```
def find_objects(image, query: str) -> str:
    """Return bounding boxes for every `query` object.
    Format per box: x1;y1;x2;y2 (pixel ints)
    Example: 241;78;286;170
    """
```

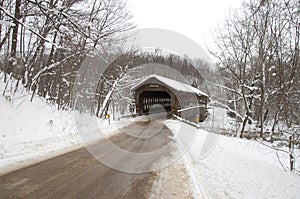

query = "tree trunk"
240;115;249;138
11;0;21;58
270;111;279;143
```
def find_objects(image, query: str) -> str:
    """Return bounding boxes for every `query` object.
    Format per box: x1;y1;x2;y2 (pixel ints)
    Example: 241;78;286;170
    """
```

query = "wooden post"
107;114;111;125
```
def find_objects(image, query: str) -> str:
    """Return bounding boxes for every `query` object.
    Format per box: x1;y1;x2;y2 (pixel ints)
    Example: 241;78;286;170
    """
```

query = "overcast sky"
126;0;243;62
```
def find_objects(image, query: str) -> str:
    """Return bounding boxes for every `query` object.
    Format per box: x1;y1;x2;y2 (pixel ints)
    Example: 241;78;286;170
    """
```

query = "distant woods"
74;50;210;117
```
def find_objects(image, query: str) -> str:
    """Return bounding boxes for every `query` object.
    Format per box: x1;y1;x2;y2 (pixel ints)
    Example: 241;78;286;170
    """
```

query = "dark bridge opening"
140;91;171;114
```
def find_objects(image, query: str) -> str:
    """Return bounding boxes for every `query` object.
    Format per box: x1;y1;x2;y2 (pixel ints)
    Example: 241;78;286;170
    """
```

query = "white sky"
126;0;243;61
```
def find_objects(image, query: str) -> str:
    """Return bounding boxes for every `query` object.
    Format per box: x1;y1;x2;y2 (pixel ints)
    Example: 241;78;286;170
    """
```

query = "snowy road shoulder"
164;119;300;199
0;95;141;176
0;117;132;176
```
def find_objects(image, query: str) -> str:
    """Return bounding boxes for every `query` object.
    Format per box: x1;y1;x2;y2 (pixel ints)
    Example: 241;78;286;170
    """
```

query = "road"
0;120;189;199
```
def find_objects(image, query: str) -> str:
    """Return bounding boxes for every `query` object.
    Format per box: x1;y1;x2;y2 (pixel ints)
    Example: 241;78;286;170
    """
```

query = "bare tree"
211;0;299;139
0;0;135;110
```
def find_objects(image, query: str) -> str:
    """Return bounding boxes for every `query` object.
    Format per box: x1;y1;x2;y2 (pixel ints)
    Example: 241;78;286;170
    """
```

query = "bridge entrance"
139;91;171;114
132;75;209;120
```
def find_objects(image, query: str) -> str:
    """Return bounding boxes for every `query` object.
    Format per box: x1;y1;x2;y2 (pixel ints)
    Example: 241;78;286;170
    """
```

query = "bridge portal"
131;74;209;121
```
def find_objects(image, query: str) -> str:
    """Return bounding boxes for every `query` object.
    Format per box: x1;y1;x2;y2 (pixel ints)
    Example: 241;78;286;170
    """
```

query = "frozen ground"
165;119;300;199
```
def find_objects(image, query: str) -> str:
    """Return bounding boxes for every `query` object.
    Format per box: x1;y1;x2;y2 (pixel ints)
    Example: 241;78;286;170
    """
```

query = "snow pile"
165;120;300;199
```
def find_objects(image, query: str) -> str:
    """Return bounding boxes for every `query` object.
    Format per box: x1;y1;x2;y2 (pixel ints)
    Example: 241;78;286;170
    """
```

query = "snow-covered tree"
0;0;135;110
211;0;299;138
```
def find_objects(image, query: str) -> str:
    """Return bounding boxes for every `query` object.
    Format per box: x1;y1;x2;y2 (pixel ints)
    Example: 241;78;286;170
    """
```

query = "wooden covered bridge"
131;75;209;122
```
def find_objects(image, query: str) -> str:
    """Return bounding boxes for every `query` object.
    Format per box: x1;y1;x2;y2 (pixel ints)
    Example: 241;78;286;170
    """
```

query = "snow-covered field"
165;119;300;199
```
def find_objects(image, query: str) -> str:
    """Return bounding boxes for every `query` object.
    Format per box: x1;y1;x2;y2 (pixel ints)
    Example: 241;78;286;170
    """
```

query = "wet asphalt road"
0;120;174;199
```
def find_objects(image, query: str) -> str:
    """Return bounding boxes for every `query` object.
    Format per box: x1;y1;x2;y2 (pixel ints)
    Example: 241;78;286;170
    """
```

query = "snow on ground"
1;73;299;198
204;104;292;137
0;76;137;175
165;119;300;199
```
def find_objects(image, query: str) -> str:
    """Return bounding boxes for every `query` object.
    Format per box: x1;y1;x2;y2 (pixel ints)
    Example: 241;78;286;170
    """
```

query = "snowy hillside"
0;75;130;175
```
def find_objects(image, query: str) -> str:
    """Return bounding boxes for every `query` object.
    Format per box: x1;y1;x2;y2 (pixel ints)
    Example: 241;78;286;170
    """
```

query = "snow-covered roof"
132;74;208;97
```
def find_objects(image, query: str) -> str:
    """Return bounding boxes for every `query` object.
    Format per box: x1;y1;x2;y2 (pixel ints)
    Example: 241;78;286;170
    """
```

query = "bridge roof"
132;74;208;97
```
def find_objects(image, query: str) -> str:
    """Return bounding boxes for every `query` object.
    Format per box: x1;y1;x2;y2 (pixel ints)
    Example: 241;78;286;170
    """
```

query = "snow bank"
0;76;135;175
165;119;300;199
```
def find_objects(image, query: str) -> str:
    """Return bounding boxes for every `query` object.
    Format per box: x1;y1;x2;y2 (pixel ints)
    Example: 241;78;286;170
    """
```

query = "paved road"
0;120;174;199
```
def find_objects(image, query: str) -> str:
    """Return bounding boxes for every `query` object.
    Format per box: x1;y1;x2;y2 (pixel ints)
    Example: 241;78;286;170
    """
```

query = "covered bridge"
131;75;209;121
